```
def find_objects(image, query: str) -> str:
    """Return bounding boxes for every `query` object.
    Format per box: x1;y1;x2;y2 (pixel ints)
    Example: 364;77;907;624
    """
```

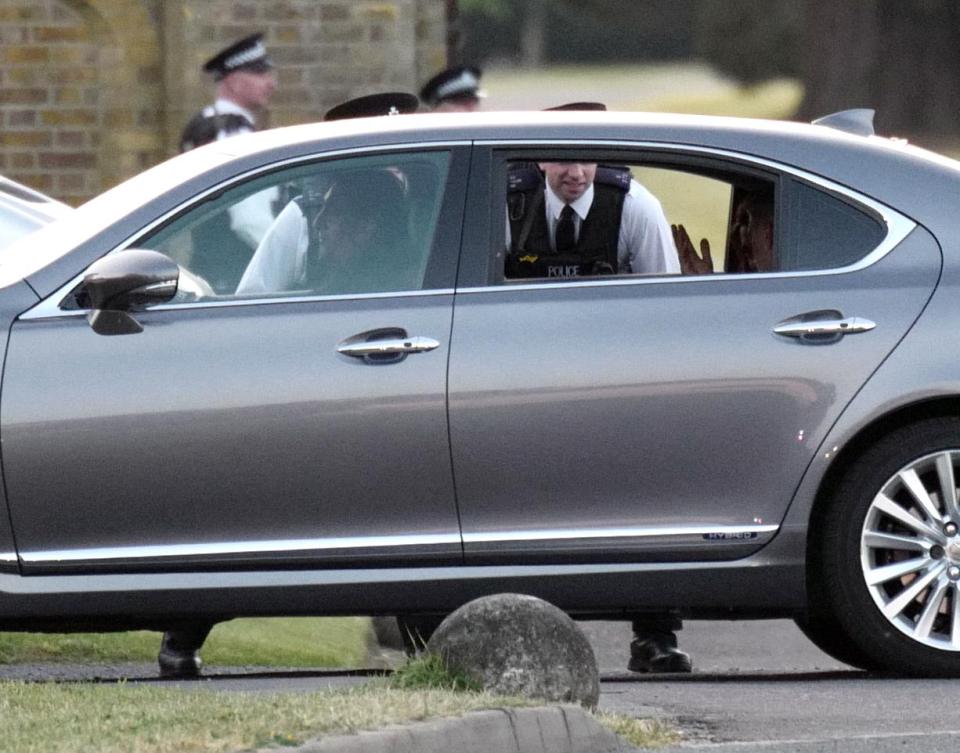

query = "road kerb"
282;704;638;753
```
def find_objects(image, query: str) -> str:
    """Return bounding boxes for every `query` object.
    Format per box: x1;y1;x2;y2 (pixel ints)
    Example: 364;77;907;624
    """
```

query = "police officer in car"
505;104;678;280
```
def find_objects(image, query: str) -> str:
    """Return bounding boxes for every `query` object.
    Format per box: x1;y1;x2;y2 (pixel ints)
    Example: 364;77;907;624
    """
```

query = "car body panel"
448;227;941;562
783;223;952;530
0;280;41;574
0;176;72;252
5;292;462;574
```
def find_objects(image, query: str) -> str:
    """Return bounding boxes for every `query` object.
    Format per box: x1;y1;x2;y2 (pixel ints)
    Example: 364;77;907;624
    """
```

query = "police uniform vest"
179;110;252;153
505;165;630;279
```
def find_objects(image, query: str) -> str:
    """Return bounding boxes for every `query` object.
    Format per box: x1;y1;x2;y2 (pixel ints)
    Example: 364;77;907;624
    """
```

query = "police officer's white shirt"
235;200;309;294
541;180;680;274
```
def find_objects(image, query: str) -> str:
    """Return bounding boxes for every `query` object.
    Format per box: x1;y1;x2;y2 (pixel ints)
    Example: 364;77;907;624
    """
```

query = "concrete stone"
426;594;601;708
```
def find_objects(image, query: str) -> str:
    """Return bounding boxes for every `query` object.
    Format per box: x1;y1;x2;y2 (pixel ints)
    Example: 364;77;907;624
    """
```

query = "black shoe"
628;637;693;673
158;634;203;678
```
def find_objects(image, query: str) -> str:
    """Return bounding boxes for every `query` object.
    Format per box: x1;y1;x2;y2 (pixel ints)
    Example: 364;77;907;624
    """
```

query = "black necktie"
555;204;576;252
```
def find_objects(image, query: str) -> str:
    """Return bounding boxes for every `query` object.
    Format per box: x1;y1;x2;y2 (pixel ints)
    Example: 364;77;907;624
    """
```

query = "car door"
447;143;940;563
2;146;469;573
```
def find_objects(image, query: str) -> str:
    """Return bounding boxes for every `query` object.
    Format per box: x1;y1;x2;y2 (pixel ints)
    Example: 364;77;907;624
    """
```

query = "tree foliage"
457;0;696;66
693;0;801;85
454;0;960;135
798;0;960;134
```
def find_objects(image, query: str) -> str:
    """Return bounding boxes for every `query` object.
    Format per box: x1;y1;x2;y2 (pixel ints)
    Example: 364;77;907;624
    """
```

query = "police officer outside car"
179;32;276;152
506;103;688;672
236;92;420;296
419;65;485;112
158;32;278;680
506;148;691;668
177;33;279;296
505;103;678;280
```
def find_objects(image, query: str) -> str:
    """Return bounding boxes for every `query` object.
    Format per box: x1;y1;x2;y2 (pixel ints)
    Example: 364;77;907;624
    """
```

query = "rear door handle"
337;328;439;364
773;310;876;344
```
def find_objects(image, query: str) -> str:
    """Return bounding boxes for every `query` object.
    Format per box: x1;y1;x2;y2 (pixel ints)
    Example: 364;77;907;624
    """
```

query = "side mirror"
82;249;179;336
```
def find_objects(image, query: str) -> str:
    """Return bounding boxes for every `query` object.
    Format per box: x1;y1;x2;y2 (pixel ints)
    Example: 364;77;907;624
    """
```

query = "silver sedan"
0;109;958;676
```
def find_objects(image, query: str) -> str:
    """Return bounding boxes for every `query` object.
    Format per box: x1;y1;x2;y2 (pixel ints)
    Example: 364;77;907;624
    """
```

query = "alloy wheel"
860;449;960;650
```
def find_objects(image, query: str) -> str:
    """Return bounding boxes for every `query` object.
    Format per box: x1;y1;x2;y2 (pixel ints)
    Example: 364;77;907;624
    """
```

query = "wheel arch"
807;396;960;563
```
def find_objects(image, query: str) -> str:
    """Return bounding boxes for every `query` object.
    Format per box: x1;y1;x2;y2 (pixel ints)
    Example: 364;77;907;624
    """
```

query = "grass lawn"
484;62;803;121
0;679;679;753
0;617;370;669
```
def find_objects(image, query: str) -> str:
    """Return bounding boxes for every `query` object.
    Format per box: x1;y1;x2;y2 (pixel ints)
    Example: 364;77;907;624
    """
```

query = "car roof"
211;109;959;167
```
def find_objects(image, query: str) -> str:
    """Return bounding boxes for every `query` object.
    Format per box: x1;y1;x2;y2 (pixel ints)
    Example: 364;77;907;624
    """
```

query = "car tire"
792;611;881;671
817;417;960;676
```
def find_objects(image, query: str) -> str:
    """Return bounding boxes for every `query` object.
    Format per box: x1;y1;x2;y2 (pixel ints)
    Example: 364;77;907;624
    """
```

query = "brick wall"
0;0;448;205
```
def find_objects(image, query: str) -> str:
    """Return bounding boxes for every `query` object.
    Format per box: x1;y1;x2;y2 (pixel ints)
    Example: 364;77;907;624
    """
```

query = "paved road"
585;620;960;751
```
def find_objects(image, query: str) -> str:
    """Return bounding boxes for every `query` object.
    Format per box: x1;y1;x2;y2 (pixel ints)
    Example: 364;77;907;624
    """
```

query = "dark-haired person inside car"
674;193;775;275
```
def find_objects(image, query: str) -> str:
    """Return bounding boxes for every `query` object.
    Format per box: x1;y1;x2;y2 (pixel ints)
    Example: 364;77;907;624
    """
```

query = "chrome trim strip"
21;533;463;564
20;140;470;321
463;524;778;544
20;288;456;320
21;524;778;565
0;552;17;564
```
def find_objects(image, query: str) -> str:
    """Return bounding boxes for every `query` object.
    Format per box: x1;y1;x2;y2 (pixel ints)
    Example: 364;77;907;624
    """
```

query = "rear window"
781;180;886;271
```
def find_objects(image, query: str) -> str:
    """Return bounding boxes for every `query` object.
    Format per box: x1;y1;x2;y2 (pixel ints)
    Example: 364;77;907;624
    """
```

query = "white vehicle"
0;176;72;250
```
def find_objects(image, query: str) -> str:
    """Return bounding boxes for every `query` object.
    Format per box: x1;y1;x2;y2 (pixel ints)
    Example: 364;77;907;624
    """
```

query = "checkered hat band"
435;71;478;100
224;40;267;71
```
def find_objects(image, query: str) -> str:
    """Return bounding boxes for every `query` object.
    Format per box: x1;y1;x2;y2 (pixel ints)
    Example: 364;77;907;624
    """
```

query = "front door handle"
337;328;439;364
337;336;440;357
773;309;876;344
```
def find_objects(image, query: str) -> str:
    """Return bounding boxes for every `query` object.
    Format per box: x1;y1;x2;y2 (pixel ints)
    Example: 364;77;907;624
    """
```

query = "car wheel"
818;418;960;676
792;611;880;670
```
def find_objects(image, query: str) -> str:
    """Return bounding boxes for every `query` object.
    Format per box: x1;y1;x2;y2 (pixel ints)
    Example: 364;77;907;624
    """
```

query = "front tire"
817;418;960;676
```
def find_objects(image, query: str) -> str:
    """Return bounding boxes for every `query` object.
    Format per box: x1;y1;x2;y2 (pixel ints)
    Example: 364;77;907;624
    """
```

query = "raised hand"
672;224;713;275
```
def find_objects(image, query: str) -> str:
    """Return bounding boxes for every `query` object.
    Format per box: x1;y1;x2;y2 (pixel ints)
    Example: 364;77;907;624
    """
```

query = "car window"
141;150;451;301
781;179;886;271
499;158;776;282
497;156;887;283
